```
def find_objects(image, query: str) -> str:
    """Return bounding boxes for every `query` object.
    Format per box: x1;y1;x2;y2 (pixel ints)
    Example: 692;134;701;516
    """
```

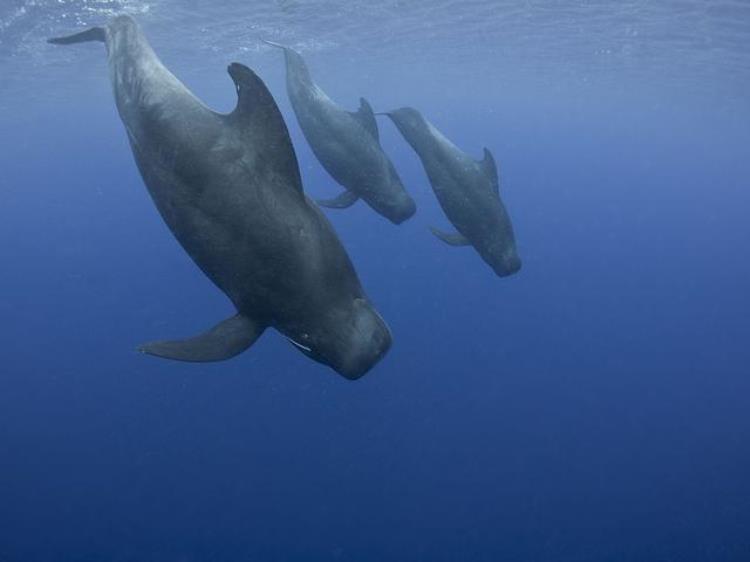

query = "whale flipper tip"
262;39;286;49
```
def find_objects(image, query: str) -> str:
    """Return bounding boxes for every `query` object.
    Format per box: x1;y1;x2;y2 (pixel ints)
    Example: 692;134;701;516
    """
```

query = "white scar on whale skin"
287;337;312;352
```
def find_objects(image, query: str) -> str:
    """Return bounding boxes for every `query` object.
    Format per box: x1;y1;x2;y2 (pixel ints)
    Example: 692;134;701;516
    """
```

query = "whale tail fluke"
48;27;106;45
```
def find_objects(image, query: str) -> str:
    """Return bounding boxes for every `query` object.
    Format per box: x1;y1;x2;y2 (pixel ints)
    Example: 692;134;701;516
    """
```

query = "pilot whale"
383;107;521;277
264;40;416;224
48;16;391;379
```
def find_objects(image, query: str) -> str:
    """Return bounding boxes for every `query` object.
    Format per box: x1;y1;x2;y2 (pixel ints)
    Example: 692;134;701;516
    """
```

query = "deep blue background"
0;63;749;561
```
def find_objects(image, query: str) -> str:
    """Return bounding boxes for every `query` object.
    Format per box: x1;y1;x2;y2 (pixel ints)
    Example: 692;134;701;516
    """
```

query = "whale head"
484;240;522;277
286;297;392;380
475;209;522;278
369;165;417;224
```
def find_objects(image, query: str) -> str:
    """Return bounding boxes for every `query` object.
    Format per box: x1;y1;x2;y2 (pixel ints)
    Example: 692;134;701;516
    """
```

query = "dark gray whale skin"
48;16;391;379
264;41;416;224
384;107;521;277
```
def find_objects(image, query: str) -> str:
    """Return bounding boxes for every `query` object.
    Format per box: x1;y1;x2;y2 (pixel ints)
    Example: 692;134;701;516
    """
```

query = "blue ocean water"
1;1;749;560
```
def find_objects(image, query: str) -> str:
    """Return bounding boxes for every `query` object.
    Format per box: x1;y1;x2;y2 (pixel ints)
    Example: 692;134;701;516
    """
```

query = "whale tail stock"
48;27;106;45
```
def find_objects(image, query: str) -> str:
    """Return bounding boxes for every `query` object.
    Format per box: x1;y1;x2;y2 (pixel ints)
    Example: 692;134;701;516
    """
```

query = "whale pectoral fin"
48;27;106;45
350;97;380;141
479;147;500;195
138;314;264;363
316;190;360;209
429;226;471;247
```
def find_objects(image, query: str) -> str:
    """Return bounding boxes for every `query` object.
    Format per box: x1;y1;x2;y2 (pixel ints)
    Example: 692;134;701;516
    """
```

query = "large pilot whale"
382;107;521;277
48;16;391;379
264;40;416;224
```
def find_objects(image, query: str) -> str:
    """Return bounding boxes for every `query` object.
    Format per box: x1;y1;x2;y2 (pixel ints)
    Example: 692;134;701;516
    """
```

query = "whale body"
49;16;392;379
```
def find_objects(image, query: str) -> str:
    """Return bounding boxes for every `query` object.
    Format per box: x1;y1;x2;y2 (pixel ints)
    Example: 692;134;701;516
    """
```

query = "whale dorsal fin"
479;148;499;195
226;62;303;194
138;314;265;362
350;97;380;141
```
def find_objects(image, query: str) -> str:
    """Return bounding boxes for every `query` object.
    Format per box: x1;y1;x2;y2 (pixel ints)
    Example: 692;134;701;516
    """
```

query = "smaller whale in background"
264;40;416;224
382;107;521;277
